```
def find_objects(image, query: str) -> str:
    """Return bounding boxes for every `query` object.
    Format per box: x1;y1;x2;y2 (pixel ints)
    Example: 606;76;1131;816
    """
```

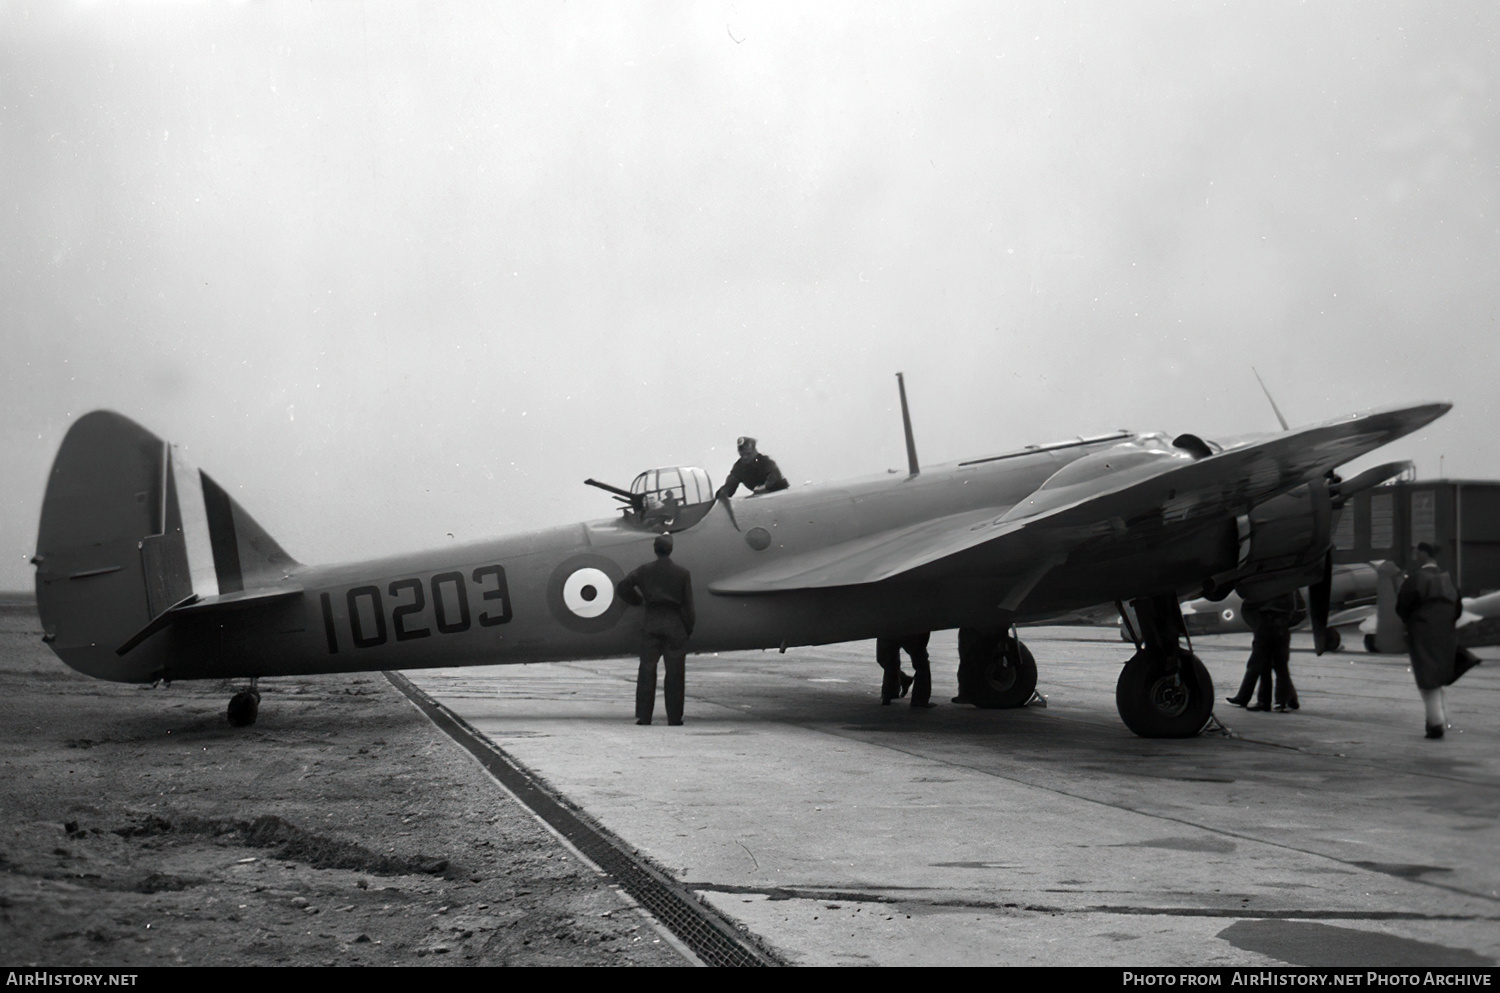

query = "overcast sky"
3;1;1497;591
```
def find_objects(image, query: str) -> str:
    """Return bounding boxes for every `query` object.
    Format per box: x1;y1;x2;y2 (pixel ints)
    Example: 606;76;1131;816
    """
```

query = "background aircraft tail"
33;411;298;682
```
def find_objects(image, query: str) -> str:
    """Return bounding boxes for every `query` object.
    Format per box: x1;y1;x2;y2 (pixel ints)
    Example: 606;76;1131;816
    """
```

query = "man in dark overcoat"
1396;542;1461;739
617;534;696;726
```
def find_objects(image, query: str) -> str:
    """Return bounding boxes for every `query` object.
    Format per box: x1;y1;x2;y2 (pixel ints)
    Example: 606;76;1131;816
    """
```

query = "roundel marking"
546;554;627;633
563;567;613;618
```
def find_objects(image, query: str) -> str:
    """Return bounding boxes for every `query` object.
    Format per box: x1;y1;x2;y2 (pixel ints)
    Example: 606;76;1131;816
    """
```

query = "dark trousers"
636;610;688;724
1235;629;1297;707
877;633;931;705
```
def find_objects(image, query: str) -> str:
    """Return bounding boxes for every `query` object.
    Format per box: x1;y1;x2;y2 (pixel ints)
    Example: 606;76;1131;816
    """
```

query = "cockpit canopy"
631;466;714;515
584;466;717;532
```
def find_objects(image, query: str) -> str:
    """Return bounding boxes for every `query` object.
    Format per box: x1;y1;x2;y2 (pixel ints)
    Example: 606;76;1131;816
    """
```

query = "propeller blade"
1310;551;1333;655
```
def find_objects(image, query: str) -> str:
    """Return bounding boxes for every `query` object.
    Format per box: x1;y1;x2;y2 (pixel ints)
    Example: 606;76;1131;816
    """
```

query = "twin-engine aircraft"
32;383;1449;737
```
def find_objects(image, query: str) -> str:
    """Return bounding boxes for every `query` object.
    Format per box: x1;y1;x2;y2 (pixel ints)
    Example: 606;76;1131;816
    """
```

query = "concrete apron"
403;628;1500;967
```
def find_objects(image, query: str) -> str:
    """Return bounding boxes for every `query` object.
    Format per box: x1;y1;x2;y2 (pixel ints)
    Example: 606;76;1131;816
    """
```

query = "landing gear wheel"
1115;650;1213;738
970;640;1038;709
1324;627;1342;652
1364;634;1379;654
227;689;261;727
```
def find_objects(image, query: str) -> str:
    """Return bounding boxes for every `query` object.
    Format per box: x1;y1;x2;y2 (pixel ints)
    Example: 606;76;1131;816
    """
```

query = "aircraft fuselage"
128;435;1238;683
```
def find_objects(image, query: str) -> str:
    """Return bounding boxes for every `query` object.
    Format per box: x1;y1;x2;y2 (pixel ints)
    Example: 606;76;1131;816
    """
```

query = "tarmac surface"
404;626;1500;967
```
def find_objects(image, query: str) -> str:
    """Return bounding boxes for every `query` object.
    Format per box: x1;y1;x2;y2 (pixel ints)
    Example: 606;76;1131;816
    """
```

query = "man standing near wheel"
1227;591;1300;713
953;627;1037;708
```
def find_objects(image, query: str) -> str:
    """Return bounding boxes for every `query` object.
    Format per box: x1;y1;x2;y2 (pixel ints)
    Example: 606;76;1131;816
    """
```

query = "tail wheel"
971;640;1038;709
1115;650;1213;738
227;689;261;727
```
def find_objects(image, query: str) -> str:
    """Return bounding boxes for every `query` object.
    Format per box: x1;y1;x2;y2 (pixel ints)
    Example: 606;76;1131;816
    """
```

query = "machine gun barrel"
584;478;645;512
584;478;633;499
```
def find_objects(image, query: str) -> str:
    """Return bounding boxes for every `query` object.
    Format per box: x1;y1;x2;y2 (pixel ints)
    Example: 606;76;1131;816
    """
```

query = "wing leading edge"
708;402;1450;595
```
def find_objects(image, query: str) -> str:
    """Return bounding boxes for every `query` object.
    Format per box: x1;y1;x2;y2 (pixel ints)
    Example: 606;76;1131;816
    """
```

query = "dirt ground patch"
0;605;687;967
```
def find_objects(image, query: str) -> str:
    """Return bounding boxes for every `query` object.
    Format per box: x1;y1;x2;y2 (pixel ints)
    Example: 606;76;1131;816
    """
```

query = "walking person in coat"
1396;542;1462;739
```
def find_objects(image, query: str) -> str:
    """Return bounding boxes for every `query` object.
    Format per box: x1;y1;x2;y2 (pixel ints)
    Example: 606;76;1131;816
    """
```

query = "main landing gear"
1116;595;1214;738
227;678;261;727
955;627;1039;708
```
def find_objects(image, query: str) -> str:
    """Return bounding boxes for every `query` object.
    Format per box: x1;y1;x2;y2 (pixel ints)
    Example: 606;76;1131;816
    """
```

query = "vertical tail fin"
34;411;297;681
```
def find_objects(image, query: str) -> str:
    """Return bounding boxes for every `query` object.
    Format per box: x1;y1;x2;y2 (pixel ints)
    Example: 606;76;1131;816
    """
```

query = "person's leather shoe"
668;720;683;726
911;701;937;709
1245;703;1270;712
1426;723;1445;739
899;673;914;698
635;719;651;725
951;695;972;705
1225;697;1249;708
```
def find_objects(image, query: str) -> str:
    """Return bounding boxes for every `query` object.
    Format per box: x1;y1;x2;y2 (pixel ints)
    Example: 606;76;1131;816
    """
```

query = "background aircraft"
1349;564;1500;654
1168;556;1500;656
32;390;1448;737
1134;561;1380;650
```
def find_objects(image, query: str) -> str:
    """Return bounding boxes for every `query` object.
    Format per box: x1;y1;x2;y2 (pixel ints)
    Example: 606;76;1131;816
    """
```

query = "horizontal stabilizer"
115;585;304;656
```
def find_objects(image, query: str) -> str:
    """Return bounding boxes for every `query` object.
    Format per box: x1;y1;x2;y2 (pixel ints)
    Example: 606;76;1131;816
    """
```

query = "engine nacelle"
1231;479;1333;603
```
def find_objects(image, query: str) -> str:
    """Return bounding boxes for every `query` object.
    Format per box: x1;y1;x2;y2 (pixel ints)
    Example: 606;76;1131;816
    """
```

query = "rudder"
34;411;297;682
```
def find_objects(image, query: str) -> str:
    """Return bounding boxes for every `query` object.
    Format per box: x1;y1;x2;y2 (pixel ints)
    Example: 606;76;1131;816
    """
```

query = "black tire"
1324;627;1342;652
227;690;261;727
1115;650;1213;738
1364;634;1379;654
970;640;1038;709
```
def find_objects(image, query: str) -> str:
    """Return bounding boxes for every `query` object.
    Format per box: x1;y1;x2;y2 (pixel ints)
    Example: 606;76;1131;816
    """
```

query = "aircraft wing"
709;402;1449;595
1327;604;1376;630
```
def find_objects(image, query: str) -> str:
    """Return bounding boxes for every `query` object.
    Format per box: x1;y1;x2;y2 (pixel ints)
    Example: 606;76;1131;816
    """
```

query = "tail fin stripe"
201;473;244;594
168;448;220;601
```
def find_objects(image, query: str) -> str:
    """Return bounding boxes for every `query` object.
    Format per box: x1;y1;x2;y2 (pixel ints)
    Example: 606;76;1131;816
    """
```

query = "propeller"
1309;550;1333;655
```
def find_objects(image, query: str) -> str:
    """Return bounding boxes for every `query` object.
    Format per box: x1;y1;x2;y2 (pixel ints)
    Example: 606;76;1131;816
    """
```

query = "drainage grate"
385;671;781;967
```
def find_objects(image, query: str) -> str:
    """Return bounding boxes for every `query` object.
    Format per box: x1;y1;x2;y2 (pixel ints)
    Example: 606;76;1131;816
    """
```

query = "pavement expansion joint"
691;883;1500;922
